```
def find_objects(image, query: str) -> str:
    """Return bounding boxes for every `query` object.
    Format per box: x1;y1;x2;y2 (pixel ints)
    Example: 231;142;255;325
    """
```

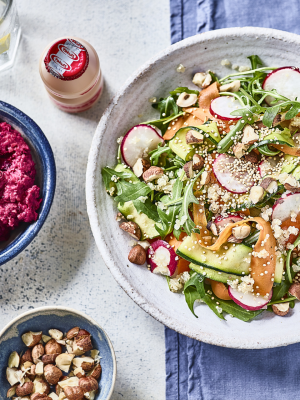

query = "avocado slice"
118;201;161;240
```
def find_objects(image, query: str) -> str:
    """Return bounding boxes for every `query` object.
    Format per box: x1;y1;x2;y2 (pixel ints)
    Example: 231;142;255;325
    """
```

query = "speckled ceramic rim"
0;305;117;399
0;101;56;265
86;27;300;348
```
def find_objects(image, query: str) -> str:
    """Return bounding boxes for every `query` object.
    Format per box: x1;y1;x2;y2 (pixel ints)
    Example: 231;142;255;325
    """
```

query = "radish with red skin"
272;192;300;221
213;154;254;194
228;286;272;311
121;124;164;168
262;66;300;105
147;239;178;277
210;96;242;121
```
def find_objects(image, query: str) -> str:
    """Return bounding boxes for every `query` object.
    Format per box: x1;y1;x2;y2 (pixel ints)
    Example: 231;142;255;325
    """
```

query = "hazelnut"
219;80;240;92
249;185;265;204
21;349;33;364
176;92;198;107
119;221;141;241
73;335;93;356
232;224;251;240
79;376;98;392
77;329;90;337
185;130;204;144
16;381;34;396
44;364;63;385
32;377;50;395
183;161;194;179
45;339;62;355
241;125;259;145
142;166;164;182
6;367;22;386
31;394;52;400
283;175;299;190
73;356;94;371
272;302;289;316
8;351;20;368
260;177;278;194
74;366;85;378
192;72;212;88
289;282;300;300
55;353;75;373
116;212;125;222
244;150;260;164
272;113;285;127
207;221;218;236
35;361;44;375
128;245;147;265
227;235;243;243
66;327;80;340
63;386;85;400
22;331;43;348
192;154;204;171
7;386;16;398
42;353;59;365
32;344;45;363
232;143;248;159
200;170;214;185
89;364;102;380
133;158;151;177
49;329;64;341
42;335;52;344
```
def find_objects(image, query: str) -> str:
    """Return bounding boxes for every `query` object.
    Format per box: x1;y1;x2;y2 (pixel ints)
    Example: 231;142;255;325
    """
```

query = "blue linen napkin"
166;1;300;399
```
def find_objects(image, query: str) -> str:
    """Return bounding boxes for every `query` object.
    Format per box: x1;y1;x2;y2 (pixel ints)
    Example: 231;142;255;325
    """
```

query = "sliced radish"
262;66;300;105
210;96;242;121
272;192;300;221
147;239;178;277
213;154;254;194
121;124;164;168
228;286;272;311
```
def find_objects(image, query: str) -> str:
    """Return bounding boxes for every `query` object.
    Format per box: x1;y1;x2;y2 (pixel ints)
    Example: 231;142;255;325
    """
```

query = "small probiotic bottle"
39;37;103;113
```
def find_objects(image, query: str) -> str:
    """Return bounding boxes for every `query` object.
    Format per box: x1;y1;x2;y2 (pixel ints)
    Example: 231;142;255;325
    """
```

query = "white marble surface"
0;1;170;398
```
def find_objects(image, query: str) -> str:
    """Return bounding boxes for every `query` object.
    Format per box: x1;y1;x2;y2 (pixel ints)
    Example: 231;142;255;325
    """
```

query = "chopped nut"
22;331;43;348
192;72;212;88
66;327;80;340
21;349;33;364
32;344;45;364
176;92;198;107
185;129;204;144
132;158;151;177
73;335;93;356
89;364;102;380
6;386;16;398
192;154;204;171
260;177;278;194
49;329;64;341
200;170;214;185
32;377;50;395
41;354;59;365
142;166;164;182
227;235;243;243
74;366;85;378
73;357;94;371
45;339;62;355
272;113;285;127
44;364;63;385
63;386;85;400
49;393;59;400
242;125;259;145
35;361;44;375
232;143;248;159
16;381;34;396
244;150;260;164
8;351;20;368
249;185;265;204
183;161;194;179
79;376;98;392
6;367;23;386
232;224;251;240
58;377;79;389
55;353;75;373
128;244;147;265
289;282;300;300
272;302;289;316
283;175;299;191
42;335;52;344
31;394;52;400
219;80;240;92
119;221;141;241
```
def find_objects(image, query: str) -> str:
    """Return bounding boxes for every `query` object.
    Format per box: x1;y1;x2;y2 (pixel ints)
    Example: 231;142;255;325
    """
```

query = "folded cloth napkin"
166;1;300;399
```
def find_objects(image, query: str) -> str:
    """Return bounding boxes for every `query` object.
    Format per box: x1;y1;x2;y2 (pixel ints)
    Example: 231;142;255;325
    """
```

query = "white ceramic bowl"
86;27;300;349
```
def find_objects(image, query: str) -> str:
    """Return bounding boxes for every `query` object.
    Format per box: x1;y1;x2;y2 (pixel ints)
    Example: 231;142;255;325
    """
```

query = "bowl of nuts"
0;306;116;400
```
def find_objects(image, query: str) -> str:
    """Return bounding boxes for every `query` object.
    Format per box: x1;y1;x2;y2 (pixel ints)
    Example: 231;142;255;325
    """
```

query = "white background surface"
0;1;170;398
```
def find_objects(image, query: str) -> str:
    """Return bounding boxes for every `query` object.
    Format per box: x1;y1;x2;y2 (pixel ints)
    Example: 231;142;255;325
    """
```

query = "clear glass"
0;0;21;72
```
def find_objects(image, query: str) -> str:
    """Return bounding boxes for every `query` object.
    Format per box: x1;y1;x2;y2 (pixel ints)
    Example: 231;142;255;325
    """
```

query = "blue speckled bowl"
0;306;116;399
0;101;56;265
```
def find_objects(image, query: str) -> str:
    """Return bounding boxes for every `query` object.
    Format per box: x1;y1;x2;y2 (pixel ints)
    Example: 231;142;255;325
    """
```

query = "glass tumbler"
0;0;21;72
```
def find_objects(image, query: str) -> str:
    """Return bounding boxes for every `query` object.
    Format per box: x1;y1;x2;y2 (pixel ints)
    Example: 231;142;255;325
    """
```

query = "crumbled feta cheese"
238;65;251;72
137;196;148;203
117;136;124;144
291;212;297;222
260;206;272;222
228;275;254;294
221;59;231;66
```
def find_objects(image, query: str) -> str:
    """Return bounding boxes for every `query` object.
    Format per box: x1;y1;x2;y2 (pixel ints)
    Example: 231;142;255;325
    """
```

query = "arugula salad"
102;55;300;322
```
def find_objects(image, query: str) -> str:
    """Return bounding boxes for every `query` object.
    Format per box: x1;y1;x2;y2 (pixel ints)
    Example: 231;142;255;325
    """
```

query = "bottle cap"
44;38;89;81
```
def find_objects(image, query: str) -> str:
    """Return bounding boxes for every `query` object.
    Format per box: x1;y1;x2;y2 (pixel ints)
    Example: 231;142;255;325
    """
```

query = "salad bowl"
86;27;300;348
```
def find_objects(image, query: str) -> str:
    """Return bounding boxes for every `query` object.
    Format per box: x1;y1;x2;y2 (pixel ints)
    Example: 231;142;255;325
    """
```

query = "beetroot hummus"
0;122;42;241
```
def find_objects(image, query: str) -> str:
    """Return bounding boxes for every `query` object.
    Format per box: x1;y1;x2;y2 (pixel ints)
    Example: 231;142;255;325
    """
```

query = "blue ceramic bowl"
0;101;56;265
0;306;116;399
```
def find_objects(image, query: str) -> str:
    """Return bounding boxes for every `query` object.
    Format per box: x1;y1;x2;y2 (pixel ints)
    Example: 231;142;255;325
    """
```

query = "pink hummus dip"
0;122;42;241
